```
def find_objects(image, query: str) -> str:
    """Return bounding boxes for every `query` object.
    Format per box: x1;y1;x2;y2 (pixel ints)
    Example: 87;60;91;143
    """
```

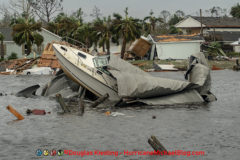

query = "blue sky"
0;0;239;20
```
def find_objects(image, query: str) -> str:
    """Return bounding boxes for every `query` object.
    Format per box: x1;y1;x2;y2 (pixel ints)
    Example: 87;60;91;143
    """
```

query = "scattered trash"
233;59;240;71
56;94;70;113
128;36;152;57
89;94;109;108
105;111;111;116
153;62;178;71
78;87;86;116
211;65;223;70
152;115;156;119
16;85;40;98
26;109;47;115
148;135;167;153
6;105;24;120
22;67;54;75
110;112;125;117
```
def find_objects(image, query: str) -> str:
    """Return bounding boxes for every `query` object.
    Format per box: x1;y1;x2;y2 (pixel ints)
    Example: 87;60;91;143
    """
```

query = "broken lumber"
78;88;86;116
148;135;167;152
56;94;70;113
89;93;109;108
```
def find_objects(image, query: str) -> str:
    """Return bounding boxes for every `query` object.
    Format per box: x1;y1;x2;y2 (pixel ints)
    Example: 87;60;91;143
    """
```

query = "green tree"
72;8;84;24
12;17;44;55
73;23;94;49
93;16;113;54
168;14;183;26
143;10;163;34
0;32;5;59
230;3;240;18
113;8;142;59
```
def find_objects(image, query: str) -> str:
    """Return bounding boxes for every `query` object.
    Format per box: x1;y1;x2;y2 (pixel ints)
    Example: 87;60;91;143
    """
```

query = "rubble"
16;85;40;98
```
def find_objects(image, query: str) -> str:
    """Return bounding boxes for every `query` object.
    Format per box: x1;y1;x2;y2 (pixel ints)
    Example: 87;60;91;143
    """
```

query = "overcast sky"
0;0;239;21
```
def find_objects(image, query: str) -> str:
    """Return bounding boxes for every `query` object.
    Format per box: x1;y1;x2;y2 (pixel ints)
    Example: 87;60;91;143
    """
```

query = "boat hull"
53;45;120;101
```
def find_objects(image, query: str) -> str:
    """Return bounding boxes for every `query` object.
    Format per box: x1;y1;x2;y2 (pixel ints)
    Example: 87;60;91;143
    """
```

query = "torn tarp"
108;52;215;105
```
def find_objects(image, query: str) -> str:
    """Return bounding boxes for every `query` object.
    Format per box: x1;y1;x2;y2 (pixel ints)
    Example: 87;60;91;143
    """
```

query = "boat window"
60;46;67;51
93;56;109;68
78;52;87;59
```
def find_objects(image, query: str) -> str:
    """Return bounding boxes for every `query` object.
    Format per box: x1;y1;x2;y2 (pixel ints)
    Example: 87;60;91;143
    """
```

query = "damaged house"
0;27;61;59
175;16;240;51
147;34;204;60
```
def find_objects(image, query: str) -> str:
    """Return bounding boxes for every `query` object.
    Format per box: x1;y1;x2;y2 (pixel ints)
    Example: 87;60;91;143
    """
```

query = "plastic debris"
110;112;125;117
26;109;47;115
6;105;24;120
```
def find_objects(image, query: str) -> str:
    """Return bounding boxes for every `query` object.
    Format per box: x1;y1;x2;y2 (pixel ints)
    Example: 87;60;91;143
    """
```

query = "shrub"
207;42;221;57
8;52;18;60
226;52;240;57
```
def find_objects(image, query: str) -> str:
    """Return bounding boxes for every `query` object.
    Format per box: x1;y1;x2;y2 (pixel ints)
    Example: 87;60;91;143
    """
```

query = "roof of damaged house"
206;31;240;42
0;27;13;41
192;16;240;27
150;34;204;43
176;16;240;28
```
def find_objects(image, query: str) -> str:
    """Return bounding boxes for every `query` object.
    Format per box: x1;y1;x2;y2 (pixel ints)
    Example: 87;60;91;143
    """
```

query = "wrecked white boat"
52;44;120;101
53;43;216;106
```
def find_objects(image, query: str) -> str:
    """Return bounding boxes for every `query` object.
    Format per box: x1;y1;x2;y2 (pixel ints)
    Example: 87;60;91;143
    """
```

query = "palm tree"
0;32;5;60
143;10;163;35
93;16;113;54
113;8;142;59
12;17;43;55
73;23;94;49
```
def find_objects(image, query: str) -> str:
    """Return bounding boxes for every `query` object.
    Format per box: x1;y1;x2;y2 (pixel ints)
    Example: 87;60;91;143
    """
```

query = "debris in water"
110;112;125;117
148;135;167;153
16;84;40;98
56;94;70;113
90;93;109;108
26;109;47;115
6;105;24;120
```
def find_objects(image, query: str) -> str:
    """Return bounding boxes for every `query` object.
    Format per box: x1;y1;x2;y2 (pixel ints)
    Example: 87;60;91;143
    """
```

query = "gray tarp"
108;52;214;105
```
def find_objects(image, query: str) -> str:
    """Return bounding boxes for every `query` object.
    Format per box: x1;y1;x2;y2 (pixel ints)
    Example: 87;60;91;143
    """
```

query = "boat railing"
61;36;88;51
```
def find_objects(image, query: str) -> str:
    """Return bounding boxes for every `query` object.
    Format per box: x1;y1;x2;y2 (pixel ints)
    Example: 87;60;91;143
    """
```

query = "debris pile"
0;58;38;74
37;43;61;69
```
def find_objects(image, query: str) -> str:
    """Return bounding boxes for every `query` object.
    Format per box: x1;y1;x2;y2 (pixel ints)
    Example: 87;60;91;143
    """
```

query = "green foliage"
0;32;4;41
230;3;240;18
112;8;142;58
226;52;240;57
207;42;222;57
8;52;18;60
143;10;163;35
92;16;113;54
12;17;44;55
0;32;5;59
169;26;182;34
168;14;183;26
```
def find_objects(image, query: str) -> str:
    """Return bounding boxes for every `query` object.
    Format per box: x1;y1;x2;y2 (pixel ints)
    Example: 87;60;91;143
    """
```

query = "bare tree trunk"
121;38;126;59
0;41;4;59
106;39;110;55
102;43;105;52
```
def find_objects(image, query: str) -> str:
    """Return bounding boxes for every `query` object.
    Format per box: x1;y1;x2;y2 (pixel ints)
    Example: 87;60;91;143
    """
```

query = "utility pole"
200;9;203;36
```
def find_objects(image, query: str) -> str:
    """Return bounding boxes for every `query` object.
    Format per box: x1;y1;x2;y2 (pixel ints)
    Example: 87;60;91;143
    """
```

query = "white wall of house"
208;28;240;32
3;28;62;59
39;28;61;48
155;41;202;59
233;46;240;53
4;41;22;58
